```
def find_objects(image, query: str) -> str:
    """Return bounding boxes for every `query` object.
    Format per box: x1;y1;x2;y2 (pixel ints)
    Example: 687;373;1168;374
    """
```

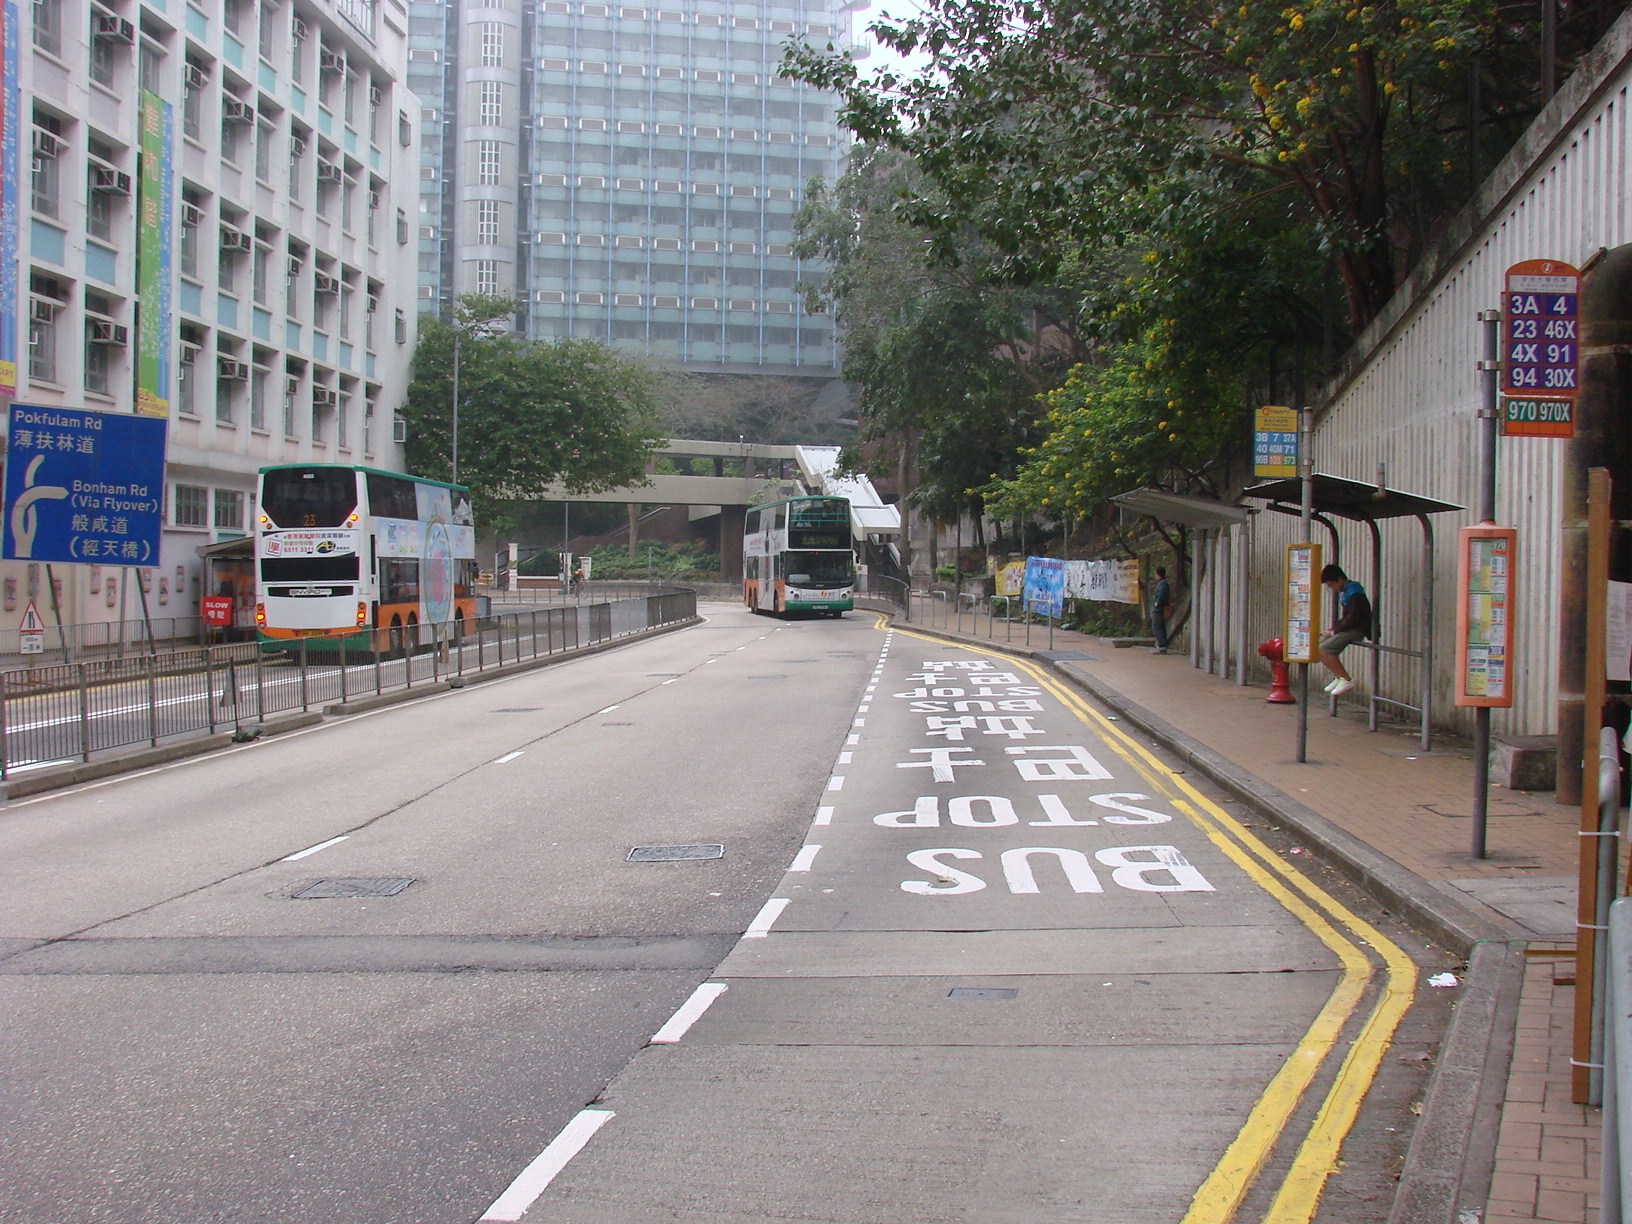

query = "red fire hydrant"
1257;638;1298;704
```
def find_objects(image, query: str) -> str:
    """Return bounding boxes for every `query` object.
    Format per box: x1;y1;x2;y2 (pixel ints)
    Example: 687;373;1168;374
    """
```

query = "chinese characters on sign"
1455;527;1517;708
1;405;167;565
1283;543;1322;664
1501;259;1580;439
1254;406;1299;479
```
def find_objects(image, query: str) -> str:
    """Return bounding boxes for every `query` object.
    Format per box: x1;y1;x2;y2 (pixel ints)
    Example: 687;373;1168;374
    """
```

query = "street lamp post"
450;329;460;486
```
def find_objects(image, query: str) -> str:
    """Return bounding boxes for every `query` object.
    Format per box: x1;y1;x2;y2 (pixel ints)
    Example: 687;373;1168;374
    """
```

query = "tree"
401;295;664;523
786;0;1495;332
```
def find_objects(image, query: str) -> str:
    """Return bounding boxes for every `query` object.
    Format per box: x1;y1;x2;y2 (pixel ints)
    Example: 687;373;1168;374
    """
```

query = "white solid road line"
281;835;349;861
600;704;621;713
814;806;835;825
743;897;790;939
788;844;821;872
650;982;729;1044
826;776;844;791
494;751;524;764
479;1108;616;1222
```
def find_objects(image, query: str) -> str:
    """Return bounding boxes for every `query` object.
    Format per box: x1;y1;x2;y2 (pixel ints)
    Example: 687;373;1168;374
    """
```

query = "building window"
174;484;209;528
478;140;501;186
85;324;113;394
182;60;206;142
253;240;273;306
283;368;300;436
476;200;499;245
291;13;307;85
338;284;353;340
476;260;499;296
180;199;203;278
285;252;302;316
178;337;200;416
288;131;307;196
30;118;62;218
479;81;502;125
27;297;59;384
86;155;124;244
255;119;275;181
215;488;245;533
395;308;406;344
138;40;163;93
336;388;351;450
481;22;504;66
33;0;61;57
89;26;118;88
250;357;271;431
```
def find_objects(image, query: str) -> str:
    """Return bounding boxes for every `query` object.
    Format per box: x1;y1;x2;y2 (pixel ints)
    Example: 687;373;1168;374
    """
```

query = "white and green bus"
743;495;854;617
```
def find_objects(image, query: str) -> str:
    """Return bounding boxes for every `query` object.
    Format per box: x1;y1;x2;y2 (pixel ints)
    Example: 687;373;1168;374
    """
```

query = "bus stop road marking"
788;845;821;872
743;897;790;939
650;982;729;1044
887;624;1417;1224
479;1108;616;1223
493;751;524;764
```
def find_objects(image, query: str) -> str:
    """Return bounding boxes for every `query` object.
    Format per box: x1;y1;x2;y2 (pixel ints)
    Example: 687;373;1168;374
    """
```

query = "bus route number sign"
1501;259;1580;438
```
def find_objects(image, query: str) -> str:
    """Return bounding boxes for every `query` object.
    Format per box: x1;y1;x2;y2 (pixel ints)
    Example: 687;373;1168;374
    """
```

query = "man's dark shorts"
1320;628;1366;654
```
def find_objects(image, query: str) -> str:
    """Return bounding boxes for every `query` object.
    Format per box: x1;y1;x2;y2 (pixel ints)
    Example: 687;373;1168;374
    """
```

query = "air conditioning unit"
28;297;60;323
31;129;62;159
292;17;308;40
181;202;205;228
223;98;255;125
184;63;207;91
316;162;343;184
91;164;132;196
218;358;250;381
312;387;337;407
289;136;307;159
320;49;345;75
219;225;252;254
285;375;301;398
392;418;408;444
87;318;128;346
368;189;381;210
94;14;135;44
368;84;383;108
313;273;341;294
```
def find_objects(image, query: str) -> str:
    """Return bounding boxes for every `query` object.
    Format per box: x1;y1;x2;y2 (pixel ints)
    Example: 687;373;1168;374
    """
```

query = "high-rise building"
8;0;419;629
407;0;853;376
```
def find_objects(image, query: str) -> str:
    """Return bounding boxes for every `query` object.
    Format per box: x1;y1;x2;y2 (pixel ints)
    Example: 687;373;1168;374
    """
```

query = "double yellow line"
890;626;1418;1224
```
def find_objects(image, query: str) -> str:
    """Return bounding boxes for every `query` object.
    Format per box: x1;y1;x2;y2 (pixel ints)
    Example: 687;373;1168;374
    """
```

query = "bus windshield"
261;468;359;527
784;552;854;588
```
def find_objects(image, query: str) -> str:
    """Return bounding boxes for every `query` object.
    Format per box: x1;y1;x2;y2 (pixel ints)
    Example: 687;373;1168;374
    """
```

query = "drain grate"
748;674;788;680
603;721;633;726
493;708;543;714
948;987;1018;1001
293;877;415;900
627;844;724;863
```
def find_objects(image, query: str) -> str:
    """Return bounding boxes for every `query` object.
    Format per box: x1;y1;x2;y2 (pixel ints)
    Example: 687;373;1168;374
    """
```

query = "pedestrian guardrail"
1602;895;1632;1222
0;588;697;780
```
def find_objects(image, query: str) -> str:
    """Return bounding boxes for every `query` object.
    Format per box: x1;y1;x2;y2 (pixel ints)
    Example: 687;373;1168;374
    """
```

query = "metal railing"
0;588;697;779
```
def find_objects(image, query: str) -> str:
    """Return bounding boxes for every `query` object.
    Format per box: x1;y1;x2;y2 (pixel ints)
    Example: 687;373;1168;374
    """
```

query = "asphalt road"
0;604;1440;1223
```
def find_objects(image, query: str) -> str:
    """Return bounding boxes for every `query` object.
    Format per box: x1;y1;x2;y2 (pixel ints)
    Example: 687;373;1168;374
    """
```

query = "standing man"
1150;566;1173;655
1318;563;1372;696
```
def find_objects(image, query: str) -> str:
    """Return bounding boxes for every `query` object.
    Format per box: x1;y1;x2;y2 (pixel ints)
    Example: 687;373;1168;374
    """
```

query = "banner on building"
1063;559;1141;606
1023;557;1065;619
136;91;174;418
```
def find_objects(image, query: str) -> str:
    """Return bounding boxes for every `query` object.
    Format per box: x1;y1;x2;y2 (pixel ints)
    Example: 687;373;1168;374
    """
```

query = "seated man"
1318;564;1371;697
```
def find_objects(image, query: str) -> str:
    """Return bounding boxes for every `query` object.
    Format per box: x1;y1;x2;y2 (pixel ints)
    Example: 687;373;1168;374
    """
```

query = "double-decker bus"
255;464;477;653
744;495;854;617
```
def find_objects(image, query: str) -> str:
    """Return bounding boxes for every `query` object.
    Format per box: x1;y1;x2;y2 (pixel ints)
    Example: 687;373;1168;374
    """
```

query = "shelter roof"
1111;488;1249;528
1240;473;1462;522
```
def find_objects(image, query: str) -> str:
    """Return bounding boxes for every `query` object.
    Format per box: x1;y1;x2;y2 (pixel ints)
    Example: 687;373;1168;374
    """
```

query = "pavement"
887;605;1601;1224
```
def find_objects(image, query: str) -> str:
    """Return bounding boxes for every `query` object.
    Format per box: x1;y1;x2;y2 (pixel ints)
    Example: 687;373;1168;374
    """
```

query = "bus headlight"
356;601;368;625
254;602;265;625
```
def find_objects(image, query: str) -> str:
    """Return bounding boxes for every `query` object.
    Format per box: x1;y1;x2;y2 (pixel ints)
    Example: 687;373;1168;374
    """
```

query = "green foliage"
586;542;722;580
402;294;665;523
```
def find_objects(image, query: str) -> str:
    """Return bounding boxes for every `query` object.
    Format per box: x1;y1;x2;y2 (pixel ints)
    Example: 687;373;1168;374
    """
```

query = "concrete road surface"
0;605;1433;1223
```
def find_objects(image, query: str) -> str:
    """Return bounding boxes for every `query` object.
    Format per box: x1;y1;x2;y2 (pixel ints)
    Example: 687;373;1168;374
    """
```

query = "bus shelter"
1240;473;1462;751
1111;488;1252;684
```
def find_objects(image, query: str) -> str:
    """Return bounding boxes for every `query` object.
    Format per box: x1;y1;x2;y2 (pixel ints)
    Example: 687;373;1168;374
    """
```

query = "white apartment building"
11;0;418;632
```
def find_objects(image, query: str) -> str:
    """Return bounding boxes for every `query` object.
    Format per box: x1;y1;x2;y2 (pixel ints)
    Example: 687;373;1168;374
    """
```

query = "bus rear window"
261;556;361;583
261;468;359;528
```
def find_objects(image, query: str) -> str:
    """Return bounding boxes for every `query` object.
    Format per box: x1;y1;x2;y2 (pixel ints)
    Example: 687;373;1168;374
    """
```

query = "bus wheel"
406;616;419;655
388;621;405;659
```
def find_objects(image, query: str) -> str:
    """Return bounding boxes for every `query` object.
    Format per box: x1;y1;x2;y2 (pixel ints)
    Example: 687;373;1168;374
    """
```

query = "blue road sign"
2;405;167;564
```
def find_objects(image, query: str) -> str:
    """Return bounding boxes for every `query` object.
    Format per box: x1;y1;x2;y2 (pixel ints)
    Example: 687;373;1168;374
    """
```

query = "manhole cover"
293;877;415;899
493;708;543;714
948;987;1018;1000
627;844;725;863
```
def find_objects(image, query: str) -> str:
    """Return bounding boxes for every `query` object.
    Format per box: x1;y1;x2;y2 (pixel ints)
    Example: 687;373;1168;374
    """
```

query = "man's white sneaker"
1330;678;1355;696
1323;678;1340;693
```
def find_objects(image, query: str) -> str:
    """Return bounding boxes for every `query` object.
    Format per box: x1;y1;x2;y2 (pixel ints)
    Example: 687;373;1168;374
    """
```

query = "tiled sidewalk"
899;611;1601;1222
